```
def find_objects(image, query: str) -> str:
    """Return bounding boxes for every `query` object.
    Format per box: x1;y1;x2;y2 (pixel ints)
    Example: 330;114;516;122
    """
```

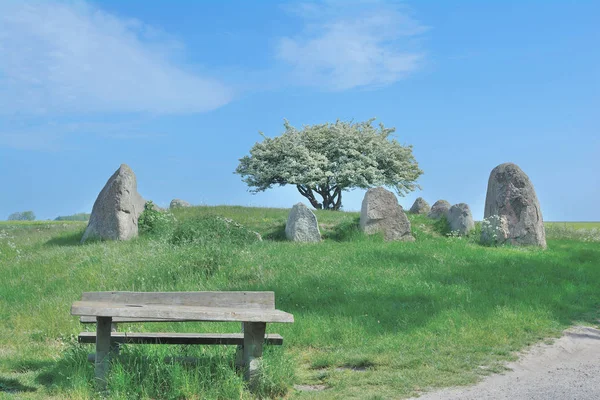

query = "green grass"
544;221;600;242
1;207;599;399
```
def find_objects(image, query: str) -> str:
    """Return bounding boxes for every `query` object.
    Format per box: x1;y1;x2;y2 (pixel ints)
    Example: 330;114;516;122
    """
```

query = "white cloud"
0;1;233;115
276;0;427;91
0;117;166;151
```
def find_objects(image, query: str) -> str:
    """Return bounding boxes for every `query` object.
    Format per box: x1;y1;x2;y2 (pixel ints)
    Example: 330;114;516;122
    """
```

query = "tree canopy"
235;118;423;210
8;211;36;221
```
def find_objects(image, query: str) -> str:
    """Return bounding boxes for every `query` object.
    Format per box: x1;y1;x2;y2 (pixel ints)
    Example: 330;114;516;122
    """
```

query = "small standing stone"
409;197;430;214
81;164;146;243
484;163;546;248
447;203;475;235
359;187;414;241
428;200;451;220
285;203;321;242
170;199;191;209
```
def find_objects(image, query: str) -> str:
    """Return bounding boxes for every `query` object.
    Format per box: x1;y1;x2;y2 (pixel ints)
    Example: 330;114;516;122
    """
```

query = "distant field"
1;207;599;399
545;221;600;230
0;220;85;226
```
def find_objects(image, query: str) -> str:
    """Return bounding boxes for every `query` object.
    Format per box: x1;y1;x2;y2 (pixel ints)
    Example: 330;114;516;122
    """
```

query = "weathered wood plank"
95;317;112;390
82;291;275;309
81;316;182;323
78;332;284;345
71;301;294;323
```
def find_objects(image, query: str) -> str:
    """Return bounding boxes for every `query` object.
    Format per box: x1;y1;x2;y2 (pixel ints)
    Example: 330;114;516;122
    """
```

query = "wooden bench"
71;291;294;389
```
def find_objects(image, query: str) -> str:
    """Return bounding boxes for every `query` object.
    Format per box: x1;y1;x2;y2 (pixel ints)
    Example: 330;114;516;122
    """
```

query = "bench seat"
71;301;294;323
78;331;283;345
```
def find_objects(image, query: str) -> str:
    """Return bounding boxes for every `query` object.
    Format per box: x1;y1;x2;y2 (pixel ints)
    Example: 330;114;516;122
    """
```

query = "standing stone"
360;187;414;241
447;203;475;235
81;164;146;243
285;203;321;242
428;200;451;220
409;197;430;214
170;199;191;209
484;163;546;248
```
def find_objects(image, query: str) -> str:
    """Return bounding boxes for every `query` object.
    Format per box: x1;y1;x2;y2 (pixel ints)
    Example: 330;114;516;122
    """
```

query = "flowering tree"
235;119;423;210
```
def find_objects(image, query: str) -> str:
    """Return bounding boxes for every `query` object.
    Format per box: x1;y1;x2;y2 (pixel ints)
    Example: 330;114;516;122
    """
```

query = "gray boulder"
409;197;430;214
428;200;451;220
170;199;191;209
81;164;146;243
359;187;414;241
447;203;475;235
285;203;321;242
484;163;546;248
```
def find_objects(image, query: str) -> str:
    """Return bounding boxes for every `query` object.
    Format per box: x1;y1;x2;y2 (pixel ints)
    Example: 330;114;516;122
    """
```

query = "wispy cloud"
276;0;427;91
0;118;166;151
0;1;233;115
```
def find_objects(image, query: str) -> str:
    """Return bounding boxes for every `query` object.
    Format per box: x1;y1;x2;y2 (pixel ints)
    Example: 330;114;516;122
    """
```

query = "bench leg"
95;316;112;390
110;322;120;356
242;322;266;386
235;322;244;370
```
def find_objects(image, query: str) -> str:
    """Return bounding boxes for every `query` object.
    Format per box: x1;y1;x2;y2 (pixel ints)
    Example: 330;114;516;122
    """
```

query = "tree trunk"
296;185;322;209
296;185;343;210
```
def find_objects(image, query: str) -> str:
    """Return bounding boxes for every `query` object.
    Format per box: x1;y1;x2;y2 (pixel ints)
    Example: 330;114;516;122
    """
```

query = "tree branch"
296;185;322;209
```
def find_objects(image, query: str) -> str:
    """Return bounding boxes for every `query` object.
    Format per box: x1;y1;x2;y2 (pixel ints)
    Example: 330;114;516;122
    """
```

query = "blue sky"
0;0;598;221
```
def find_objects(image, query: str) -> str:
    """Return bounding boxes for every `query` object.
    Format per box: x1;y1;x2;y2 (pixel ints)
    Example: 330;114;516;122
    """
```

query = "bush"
432;215;451;236
138;201;175;237
480;215;508;246
7;211;35;221
171;215;261;247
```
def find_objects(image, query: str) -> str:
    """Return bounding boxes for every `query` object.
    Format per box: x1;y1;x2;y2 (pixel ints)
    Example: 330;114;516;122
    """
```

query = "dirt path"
413;325;600;400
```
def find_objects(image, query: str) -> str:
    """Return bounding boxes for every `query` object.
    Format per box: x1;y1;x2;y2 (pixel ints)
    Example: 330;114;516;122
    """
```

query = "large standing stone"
285;203;321;242
428;200;451;220
484;163;546;248
409;197;430;214
170;199;191;209
360;187;414;241
81;164;146;243
447;203;475;235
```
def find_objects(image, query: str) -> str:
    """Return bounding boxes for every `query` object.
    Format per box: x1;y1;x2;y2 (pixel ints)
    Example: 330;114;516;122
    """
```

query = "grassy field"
545;221;600;229
1;207;599;399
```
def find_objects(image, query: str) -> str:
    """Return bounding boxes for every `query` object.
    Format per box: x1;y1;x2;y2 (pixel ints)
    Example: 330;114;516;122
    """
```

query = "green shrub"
138;201;175;237
171;215;260;247
432;215;451;236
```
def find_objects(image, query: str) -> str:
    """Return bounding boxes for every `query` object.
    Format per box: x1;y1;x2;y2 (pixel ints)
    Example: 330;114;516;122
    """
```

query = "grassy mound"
0;207;599;399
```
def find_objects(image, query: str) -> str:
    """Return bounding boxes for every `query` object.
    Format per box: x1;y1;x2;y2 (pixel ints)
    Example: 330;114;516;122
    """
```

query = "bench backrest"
79;291;275;323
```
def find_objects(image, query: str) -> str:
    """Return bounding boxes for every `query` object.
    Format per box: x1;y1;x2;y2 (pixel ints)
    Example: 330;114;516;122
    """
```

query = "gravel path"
412;325;600;400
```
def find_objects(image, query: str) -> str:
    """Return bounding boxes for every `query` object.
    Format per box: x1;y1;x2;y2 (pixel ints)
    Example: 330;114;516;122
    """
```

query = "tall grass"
0;208;599;399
